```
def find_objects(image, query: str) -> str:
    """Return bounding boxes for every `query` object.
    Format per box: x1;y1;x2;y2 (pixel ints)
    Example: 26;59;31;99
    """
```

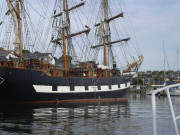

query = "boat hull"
165;89;180;96
0;67;131;103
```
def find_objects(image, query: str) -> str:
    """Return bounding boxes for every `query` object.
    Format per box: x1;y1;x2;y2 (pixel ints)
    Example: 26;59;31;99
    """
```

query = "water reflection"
0;101;129;134
0;104;34;134
1;94;179;135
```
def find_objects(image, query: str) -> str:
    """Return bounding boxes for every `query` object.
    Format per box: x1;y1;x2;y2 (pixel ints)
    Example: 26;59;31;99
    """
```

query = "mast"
16;1;22;60
51;0;88;76
92;0;126;68
103;0;107;66
53;2;85;18
163;41;166;85
62;0;67;77
177;49;179;83
6;0;22;60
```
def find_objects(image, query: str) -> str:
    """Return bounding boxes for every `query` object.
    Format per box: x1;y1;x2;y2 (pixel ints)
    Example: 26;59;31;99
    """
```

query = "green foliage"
54;57;58;61
34;51;40;54
22;50;30;54
132;78;143;85
59;55;72;63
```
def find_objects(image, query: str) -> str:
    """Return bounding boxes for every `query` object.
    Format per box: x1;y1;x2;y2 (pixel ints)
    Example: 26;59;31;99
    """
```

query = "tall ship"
0;0;143;103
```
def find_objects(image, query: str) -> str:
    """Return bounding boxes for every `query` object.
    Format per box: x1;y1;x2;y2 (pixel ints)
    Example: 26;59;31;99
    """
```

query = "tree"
34;51;40;54
59;55;72;63
54;57;58;62
22;49;30;54
132;78;143;85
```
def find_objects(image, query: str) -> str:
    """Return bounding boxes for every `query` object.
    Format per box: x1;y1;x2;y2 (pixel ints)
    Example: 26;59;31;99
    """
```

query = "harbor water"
0;93;180;135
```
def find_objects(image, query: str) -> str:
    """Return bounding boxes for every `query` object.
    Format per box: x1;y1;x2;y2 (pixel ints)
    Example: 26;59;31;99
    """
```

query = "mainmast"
51;0;90;77
92;0;130;68
62;0;68;77
103;0;107;66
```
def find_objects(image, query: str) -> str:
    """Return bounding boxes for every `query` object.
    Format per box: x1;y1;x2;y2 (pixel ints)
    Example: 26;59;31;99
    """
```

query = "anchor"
0;77;4;85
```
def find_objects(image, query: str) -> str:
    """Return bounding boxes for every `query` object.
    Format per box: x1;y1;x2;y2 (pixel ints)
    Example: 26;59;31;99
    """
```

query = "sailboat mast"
16;1;22;60
103;0;107;66
177;49;179;83
62;0;67;77
163;41;166;85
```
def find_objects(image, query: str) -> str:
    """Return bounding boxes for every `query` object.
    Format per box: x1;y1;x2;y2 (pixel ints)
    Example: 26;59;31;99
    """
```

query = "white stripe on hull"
33;82;130;93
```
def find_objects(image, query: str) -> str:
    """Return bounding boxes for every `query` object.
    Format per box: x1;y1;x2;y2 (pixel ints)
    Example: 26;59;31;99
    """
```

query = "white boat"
146;84;166;95
165;86;180;96
167;49;180;96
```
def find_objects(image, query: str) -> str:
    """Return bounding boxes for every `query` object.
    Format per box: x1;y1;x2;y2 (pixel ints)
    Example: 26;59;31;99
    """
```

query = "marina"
0;0;180;134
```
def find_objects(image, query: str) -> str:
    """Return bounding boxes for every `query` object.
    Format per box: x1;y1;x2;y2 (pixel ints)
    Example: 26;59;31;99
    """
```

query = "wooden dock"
129;89;146;94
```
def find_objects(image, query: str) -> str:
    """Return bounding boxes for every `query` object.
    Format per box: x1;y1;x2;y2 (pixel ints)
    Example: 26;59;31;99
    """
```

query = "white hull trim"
33;82;130;93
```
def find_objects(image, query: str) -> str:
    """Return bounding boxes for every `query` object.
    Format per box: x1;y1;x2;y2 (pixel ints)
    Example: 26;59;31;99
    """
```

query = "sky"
1;0;180;71
123;0;180;71
25;0;180;71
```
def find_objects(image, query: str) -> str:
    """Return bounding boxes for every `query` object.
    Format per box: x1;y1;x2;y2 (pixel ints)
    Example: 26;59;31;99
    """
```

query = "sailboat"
0;0;143;103
167;49;180;96
146;41;167;95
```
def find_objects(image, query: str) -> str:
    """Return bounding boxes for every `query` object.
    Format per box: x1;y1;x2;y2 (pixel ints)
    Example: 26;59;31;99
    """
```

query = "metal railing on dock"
152;83;180;135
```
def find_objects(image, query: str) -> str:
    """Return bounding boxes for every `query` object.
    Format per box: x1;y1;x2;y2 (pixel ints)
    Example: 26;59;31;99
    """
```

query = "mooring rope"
0;77;4;85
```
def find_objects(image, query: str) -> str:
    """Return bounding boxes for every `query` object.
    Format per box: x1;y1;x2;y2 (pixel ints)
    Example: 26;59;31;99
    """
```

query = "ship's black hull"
0;67;132;103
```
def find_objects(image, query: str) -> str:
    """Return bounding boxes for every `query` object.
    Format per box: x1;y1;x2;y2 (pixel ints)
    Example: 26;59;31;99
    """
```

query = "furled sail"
97;21;110;37
6;0;20;55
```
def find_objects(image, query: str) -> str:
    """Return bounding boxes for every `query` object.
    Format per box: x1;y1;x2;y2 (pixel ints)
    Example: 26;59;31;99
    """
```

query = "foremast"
52;0;90;77
6;0;22;60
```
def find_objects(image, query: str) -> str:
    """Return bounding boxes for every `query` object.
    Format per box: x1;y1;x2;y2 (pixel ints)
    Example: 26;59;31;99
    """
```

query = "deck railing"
152;83;180;135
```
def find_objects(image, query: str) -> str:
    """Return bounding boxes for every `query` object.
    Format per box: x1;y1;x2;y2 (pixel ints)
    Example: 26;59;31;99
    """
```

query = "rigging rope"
41;0;58;54
0;1;8;40
26;1;48;19
32;0;53;53
107;0;142;68
23;6;36;49
121;0;142;55
73;7;89;61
